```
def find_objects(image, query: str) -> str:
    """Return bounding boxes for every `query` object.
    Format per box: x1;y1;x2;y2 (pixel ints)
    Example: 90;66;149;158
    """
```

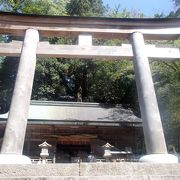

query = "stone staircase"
0;162;180;179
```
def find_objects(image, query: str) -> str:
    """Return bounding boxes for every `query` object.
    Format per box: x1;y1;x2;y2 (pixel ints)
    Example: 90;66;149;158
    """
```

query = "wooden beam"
0;25;179;40
0;12;180;40
0;41;22;57
0;41;179;60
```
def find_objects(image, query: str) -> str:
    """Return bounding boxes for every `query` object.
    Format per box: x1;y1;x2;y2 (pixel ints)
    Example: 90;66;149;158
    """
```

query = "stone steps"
0;163;180;179
2;176;180;180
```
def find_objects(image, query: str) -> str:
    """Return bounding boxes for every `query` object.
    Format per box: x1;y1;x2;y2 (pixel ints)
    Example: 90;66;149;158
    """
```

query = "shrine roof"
0;101;142;127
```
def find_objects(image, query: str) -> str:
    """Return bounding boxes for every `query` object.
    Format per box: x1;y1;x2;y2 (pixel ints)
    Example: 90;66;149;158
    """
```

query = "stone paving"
0;162;180;179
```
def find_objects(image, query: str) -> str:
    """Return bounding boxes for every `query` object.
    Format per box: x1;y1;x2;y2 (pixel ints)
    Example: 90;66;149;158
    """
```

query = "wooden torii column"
131;32;178;163
0;29;39;164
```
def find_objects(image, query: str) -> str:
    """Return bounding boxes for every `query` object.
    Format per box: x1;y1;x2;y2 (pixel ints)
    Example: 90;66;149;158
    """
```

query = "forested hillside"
0;0;179;151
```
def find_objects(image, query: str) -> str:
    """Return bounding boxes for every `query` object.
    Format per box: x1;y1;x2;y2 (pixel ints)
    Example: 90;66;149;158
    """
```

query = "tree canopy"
66;0;105;16
0;0;69;15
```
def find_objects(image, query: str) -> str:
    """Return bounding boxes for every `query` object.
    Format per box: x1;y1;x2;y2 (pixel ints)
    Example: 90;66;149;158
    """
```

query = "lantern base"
139;154;178;163
0;154;32;164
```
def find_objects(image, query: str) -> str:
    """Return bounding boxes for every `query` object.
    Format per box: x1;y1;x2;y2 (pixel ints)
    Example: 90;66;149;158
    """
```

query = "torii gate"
0;12;179;164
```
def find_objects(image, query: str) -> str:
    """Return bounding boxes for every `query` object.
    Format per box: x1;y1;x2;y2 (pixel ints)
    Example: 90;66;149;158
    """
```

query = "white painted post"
78;33;92;46
0;29;39;164
131;32;178;163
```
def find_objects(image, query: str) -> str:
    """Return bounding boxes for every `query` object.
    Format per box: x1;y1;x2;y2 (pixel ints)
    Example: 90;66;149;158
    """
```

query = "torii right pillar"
131;32;178;163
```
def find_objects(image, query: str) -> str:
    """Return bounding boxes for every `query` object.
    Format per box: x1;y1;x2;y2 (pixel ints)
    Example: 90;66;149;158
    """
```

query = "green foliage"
0;57;19;113
66;0;105;16
109;8;144;18
32;57;138;113
173;0;180;7
0;35;5;64
32;58;67;100
0;0;28;12
107;4;144;18
151;60;180;149
168;0;180;17
142;0;180;147
22;0;69;15
0;0;69;15
88;60;135;102
168;7;180;17
154;13;166;18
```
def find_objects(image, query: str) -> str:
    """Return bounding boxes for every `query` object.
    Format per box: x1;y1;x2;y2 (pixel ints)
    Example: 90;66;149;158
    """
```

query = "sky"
103;0;175;17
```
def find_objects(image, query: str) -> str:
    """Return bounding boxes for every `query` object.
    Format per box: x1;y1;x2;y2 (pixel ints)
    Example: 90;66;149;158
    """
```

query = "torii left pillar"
0;29;39;164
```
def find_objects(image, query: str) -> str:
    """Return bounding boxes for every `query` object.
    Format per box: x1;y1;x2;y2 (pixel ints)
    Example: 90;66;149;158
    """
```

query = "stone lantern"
39;141;52;164
102;142;114;162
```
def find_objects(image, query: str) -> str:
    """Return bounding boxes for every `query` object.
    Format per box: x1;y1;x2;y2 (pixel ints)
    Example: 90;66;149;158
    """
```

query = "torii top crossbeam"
0;12;180;60
0;12;180;39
